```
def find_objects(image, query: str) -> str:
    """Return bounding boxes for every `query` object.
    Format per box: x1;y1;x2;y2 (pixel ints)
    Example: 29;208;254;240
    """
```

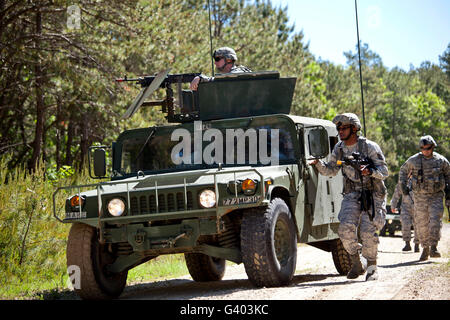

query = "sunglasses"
337;125;352;131
420;146;433;151
214;56;223;62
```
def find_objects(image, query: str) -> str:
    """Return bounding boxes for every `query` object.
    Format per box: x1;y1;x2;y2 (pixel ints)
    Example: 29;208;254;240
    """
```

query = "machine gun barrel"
115;73;201;88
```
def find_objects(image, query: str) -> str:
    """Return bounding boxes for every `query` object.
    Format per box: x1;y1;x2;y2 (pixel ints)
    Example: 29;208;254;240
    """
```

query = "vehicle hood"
80;165;293;197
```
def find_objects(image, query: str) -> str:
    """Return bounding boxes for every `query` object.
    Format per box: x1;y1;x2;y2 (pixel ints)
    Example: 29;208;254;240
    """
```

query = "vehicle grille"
130;191;193;215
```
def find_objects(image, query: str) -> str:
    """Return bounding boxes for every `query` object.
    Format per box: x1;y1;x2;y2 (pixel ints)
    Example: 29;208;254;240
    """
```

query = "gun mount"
116;69;297;123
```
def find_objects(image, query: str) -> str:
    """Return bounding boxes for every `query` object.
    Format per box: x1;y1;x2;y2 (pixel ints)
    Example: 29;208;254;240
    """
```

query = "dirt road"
121;224;450;300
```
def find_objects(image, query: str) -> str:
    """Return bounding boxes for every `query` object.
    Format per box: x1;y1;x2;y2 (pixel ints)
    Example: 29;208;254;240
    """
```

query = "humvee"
380;205;402;237
53;70;351;299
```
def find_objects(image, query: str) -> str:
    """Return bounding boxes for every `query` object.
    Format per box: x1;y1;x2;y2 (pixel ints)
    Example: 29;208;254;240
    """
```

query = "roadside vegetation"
0;158;190;299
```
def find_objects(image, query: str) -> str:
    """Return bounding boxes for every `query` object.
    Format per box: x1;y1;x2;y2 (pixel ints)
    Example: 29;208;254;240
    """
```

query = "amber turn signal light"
242;179;257;195
70;195;83;207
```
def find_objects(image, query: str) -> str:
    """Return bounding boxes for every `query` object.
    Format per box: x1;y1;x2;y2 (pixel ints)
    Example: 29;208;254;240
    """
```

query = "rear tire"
388;226;396;236
67;223;127;300
380;223;387;236
184;253;226;281
241;198;297;287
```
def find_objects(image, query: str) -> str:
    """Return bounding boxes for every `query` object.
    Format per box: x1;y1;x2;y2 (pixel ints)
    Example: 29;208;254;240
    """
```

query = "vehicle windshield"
117;116;298;175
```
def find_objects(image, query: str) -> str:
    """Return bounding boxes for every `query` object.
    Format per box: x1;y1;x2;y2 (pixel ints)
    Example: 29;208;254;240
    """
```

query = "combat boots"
430;245;441;258
365;260;378;281
347;254;365;279
402;241;411;251
419;246;429;261
414;243;420;252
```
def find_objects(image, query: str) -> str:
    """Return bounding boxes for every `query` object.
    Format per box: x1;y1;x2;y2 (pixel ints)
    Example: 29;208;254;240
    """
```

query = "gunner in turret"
190;47;251;91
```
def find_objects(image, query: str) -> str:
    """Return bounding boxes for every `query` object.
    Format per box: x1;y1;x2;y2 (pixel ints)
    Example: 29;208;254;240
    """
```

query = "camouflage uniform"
316;137;388;263
390;183;419;245
399;137;450;256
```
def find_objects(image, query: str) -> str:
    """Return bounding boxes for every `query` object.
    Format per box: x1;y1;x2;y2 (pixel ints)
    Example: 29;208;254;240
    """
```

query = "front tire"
184;253;226;281
241;198;297;287
67;223;128;300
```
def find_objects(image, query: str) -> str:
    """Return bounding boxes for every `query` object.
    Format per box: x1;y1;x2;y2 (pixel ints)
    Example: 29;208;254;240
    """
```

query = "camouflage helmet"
419;135;437;148
213;47;237;62
332;113;362;131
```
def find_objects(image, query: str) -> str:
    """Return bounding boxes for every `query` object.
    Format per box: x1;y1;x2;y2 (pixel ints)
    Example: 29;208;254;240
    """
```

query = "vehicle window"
118;117;298;175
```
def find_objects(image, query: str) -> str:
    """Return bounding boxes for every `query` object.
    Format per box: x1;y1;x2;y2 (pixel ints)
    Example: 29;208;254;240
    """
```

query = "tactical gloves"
401;183;410;196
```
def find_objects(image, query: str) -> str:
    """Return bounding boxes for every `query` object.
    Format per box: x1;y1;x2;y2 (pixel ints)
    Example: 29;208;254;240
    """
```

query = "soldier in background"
390;180;419;252
190;47;252;90
310;113;388;281
399;135;450;261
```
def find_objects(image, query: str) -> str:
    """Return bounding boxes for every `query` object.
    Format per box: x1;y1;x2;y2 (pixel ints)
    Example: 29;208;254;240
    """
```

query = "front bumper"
53;168;268;241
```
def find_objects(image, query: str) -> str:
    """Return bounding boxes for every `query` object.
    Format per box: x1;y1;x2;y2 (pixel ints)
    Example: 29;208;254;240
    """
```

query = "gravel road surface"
120;223;450;300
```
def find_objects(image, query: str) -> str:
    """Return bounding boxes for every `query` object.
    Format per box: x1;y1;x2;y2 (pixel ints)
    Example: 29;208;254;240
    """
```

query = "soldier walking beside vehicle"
310;113;388;281
390;180;419;252
399;135;450;261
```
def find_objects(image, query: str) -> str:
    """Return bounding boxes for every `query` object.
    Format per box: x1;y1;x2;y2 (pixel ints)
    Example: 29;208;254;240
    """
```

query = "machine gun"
116;72;200;88
116;69;201;121
337;152;376;221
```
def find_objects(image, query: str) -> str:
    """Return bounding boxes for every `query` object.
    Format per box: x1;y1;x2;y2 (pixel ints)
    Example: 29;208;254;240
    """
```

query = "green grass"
0;158;192;299
127;254;189;284
0;158;71;299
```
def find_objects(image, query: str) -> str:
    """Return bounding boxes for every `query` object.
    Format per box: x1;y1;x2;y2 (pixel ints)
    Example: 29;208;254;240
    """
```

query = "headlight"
199;189;216;208
108;198;125;216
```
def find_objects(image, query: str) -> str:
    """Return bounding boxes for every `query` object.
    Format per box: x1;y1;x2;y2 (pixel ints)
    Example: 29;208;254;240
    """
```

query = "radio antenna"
208;0;214;77
354;0;366;137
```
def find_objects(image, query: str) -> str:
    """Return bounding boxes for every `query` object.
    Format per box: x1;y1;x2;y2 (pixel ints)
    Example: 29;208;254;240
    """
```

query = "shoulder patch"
377;153;385;160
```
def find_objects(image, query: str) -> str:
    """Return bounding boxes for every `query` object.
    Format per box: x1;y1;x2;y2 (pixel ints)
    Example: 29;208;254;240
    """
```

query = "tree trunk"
79;112;89;172
65;120;74;167
55;100;62;169
28;7;45;171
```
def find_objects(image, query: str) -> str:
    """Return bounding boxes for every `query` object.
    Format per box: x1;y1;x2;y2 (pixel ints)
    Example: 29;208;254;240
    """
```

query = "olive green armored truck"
53;71;351;299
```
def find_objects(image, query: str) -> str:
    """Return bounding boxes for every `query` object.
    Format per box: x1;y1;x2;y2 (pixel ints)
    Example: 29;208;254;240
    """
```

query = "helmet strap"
218;60;234;73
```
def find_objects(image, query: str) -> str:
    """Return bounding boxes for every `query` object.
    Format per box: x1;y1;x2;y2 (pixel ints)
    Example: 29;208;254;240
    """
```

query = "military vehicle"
53;69;351;299
380;205;402;237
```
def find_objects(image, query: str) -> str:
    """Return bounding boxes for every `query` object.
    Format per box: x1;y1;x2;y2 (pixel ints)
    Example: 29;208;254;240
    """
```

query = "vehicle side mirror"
93;148;106;177
308;127;329;159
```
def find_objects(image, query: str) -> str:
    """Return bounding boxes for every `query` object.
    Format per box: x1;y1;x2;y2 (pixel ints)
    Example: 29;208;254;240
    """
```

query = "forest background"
0;0;449;298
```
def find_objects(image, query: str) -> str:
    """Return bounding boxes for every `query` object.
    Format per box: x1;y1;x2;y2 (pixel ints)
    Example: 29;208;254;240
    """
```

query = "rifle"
116;70;201;121
337;152;376;221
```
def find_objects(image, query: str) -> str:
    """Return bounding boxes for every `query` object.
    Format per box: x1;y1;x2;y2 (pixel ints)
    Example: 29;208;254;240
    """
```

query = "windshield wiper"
135;127;157;164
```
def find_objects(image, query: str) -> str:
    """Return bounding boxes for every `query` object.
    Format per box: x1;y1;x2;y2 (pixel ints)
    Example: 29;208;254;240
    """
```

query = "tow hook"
134;230;146;245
